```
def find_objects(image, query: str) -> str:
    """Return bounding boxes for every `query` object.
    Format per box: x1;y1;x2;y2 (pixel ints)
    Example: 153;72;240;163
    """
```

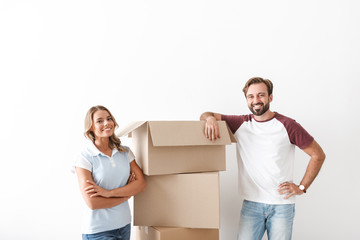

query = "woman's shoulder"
120;145;130;151
79;140;99;159
119;145;135;162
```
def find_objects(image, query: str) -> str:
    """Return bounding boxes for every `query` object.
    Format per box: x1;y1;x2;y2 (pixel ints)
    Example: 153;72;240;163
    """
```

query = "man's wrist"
206;115;216;121
299;184;307;193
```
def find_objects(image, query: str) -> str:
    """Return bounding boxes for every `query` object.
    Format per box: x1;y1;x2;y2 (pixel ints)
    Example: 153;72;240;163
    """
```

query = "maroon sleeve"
221;114;247;134
276;113;314;149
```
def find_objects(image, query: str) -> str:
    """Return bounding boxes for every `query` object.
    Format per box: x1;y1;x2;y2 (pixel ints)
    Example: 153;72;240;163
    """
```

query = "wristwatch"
299;184;306;193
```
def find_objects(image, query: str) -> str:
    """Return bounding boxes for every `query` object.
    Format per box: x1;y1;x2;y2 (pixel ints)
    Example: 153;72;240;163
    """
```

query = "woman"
75;105;146;240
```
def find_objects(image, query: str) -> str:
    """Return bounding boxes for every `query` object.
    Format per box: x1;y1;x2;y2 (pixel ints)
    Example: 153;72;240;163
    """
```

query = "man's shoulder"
274;112;313;148
221;114;253;134
274;112;297;125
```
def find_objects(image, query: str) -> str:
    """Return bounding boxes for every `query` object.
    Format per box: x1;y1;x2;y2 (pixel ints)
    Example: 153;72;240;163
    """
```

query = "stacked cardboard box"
117;121;235;240
136;226;219;240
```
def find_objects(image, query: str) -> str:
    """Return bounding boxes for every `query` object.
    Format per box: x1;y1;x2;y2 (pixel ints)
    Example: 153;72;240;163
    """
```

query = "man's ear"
269;94;273;103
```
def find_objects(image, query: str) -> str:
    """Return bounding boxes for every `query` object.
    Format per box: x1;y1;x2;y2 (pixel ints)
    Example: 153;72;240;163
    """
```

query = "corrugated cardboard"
136;226;219;240
134;172;220;229
117;121;236;175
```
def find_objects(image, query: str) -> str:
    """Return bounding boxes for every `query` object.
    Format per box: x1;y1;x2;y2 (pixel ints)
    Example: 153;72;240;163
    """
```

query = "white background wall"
1;0;359;239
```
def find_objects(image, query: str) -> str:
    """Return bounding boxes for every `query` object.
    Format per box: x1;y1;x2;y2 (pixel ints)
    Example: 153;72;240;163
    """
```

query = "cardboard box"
117;121;235;175
136;226;219;240
134;172;220;228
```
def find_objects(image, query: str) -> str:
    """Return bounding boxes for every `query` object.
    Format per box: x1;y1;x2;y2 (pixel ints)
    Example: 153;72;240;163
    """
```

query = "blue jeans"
82;224;131;240
237;200;295;240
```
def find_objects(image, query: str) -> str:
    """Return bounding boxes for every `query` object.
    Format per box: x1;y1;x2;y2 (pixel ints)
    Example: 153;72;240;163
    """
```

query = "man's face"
245;83;273;116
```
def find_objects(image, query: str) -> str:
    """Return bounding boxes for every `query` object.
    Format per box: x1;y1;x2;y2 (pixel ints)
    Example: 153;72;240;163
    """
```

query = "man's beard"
249;102;270;116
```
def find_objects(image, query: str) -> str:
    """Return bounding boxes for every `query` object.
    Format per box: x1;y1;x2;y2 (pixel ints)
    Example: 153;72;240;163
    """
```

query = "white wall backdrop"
1;0;359;239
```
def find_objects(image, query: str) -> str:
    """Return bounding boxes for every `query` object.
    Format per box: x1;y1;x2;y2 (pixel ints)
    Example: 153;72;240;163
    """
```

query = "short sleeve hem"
72;155;92;173
127;148;135;163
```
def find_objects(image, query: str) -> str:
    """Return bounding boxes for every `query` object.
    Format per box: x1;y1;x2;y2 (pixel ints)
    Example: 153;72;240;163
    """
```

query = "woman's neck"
94;137;112;155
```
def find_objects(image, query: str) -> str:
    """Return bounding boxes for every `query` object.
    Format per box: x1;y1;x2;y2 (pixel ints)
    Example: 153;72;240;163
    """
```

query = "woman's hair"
242;77;273;96
84;105;127;152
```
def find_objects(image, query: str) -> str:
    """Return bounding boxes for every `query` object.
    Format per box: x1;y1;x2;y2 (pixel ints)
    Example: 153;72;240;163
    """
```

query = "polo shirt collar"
86;140;119;157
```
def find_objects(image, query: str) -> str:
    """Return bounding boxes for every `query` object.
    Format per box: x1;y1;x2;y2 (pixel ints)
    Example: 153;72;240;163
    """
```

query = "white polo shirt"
222;112;314;204
74;141;135;234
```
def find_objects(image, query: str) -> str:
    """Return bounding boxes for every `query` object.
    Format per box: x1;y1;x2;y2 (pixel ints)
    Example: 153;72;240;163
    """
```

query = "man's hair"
242;77;273;96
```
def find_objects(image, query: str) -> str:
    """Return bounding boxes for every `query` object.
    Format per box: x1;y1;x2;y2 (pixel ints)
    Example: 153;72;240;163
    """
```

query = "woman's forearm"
86;196;130;210
109;179;146;197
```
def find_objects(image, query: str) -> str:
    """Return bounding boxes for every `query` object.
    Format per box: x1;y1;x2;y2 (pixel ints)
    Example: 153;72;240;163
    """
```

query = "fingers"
204;116;221;142
84;185;96;194
84;180;96;191
278;182;302;199
128;172;136;184
211;126;215;141
214;125;220;139
205;124;220;142
283;192;296;200
205;125;209;138
206;125;213;139
85;185;102;198
90;193;98;198
84;180;99;195
86;180;96;185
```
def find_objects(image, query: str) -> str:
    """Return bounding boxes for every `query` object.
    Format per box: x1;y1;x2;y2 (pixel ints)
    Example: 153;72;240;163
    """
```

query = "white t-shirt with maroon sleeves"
222;112;314;204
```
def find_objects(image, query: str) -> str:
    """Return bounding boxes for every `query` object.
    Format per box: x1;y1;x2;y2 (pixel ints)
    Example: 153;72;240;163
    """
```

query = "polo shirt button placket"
109;157;116;167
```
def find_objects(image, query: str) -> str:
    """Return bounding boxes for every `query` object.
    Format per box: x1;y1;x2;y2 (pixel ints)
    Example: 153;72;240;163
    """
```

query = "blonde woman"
74;105;145;240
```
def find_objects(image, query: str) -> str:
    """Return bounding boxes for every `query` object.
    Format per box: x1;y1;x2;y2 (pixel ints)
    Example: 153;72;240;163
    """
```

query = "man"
200;77;325;240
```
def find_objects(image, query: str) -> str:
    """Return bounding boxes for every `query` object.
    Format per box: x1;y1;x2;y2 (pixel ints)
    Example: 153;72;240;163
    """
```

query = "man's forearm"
300;140;326;190
300;154;325;190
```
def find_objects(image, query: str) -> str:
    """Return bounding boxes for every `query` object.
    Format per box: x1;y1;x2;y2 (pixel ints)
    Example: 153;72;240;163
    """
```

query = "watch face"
299;185;305;190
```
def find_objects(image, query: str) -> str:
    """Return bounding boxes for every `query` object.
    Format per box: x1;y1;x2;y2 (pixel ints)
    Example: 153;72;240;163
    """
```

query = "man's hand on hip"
278;182;304;199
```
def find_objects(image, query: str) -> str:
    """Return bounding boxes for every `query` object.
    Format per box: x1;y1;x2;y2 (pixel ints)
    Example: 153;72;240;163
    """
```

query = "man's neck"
253;110;275;122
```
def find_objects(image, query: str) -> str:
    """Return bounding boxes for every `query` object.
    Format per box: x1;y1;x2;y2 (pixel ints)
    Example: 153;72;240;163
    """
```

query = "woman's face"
91;110;115;139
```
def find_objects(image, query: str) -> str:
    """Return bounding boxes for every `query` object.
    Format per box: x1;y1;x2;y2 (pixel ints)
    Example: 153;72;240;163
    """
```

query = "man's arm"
200;112;222;142
279;140;326;199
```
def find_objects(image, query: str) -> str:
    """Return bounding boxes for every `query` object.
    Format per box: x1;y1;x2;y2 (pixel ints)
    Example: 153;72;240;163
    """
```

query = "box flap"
148;121;233;146
116;121;147;137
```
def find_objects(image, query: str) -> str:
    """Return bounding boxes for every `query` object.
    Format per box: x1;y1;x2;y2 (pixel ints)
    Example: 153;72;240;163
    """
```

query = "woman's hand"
128;172;136;184
84;180;112;198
